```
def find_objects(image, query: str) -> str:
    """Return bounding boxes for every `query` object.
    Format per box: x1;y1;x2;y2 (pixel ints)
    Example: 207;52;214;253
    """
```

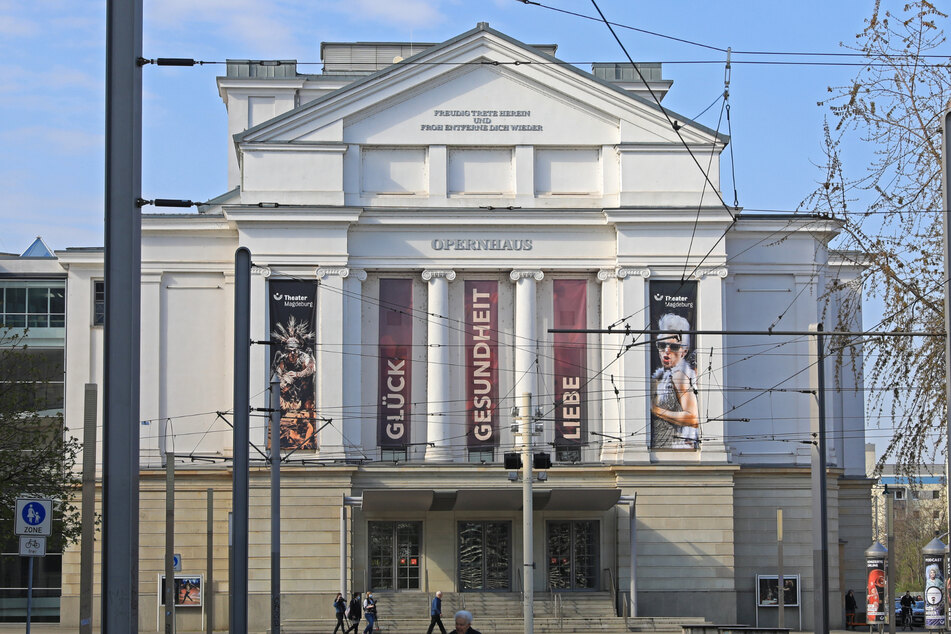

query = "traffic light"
533;452;551;470
503;452;522;470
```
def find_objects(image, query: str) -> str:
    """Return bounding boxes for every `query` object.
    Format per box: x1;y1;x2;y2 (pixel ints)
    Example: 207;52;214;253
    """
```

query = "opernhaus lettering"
432;238;532;251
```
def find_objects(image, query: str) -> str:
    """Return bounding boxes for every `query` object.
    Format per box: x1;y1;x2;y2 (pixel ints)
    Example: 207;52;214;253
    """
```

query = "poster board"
756;574;801;607
158;574;203;606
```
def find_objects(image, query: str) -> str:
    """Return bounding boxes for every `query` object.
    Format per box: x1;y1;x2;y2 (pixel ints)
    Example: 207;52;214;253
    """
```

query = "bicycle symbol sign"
14;498;52;536
18;535;46;557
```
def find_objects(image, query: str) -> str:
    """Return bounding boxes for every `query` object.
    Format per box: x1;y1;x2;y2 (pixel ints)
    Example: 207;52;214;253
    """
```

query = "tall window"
93;280;105;326
0;283;65;329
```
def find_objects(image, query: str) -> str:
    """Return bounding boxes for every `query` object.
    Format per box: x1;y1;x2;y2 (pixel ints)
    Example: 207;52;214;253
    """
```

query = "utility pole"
777;508;784;629
519;392;534;634
270;378;281;634
810;324;829;634
231;247;251;633
886;488;895;634
164;454;175;633
941;107;951;588
103;0;142;629
79;384;97;634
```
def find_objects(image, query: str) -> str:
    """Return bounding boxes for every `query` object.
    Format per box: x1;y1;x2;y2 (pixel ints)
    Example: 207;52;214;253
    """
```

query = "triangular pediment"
237;25;724;149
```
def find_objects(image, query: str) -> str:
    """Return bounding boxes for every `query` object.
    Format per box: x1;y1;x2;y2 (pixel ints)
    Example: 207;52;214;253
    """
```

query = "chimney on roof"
477;22;489;29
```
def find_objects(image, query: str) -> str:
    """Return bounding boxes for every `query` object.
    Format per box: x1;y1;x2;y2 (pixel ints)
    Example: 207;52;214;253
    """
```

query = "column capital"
693;266;729;280
251;265;271;277
316;267;352;280
509;269;544;282
422;269;456;282
597;267;650;282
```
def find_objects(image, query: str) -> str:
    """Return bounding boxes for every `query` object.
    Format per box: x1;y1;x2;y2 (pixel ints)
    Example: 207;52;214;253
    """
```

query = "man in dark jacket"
900;591;913;630
845;589;857;630
453;610;481;634
427;591;447;634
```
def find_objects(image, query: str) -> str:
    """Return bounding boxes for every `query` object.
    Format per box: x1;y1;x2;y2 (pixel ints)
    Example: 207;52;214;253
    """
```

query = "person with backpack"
363;591;377;633
345;592;362;634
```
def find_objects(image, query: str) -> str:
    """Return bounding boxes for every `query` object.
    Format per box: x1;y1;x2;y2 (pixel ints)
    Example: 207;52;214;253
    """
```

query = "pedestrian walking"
845;589;857;630
345;592;362;634
453;610;481;634
363;590;377;633
427;590;447;634
333;592;347;634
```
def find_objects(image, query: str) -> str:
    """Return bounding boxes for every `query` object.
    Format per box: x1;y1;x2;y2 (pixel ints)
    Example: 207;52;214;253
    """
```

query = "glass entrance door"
458;521;511;591
546;520;598;590
368;521;421;590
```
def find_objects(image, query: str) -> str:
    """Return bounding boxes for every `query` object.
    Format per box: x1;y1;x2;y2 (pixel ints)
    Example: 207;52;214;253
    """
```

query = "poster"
377;279;413;448
269;280;318;450
924;554;945;629
867;555;886;623
159;575;202;606
649;281;700;449
552;280;587;447
466;281;499;448
756;574;800;607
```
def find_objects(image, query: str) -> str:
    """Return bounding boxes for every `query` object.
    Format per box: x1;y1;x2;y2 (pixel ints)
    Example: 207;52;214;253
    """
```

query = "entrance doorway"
368;521;421;590
546;520;598;590
458;521;512;591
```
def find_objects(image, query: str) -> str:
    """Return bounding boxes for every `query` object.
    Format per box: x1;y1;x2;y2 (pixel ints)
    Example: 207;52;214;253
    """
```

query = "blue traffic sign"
21;502;45;526
14;498;52;536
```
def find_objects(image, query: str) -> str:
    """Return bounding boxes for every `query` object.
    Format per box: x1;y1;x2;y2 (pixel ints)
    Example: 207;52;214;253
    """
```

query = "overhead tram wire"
516;0;951;61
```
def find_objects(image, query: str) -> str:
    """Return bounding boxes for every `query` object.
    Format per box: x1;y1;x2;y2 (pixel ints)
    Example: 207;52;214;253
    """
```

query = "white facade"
55;24;871;631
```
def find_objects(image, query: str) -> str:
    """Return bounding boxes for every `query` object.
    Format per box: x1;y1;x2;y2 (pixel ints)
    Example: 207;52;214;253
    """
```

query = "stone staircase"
278;591;710;633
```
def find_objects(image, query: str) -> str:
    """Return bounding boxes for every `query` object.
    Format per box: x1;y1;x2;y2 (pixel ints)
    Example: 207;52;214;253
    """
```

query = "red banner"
377;279;413;448
553;280;587;446
465;281;500;448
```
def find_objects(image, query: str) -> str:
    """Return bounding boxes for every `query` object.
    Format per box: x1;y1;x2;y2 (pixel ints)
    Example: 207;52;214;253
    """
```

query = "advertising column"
866;542;888;625
923;537;946;630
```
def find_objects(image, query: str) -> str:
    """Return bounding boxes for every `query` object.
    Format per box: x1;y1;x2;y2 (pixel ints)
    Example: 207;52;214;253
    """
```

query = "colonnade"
244;264;729;463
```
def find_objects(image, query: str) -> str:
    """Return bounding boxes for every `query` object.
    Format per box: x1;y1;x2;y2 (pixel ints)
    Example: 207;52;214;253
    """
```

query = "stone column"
248;265;271;454
342;269;367;461
596;268;623;463
694;266;729;462
510;269;544;446
423;269;455;462
316;267;350;459
617;267;651;463
140;271;162;467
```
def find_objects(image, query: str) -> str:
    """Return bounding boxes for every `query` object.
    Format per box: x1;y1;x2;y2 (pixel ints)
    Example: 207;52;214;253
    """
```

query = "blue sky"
3;1;946;456
1;0;892;255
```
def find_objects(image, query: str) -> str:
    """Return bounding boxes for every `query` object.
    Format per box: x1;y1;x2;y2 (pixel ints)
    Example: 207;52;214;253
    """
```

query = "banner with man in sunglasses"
649;281;700;449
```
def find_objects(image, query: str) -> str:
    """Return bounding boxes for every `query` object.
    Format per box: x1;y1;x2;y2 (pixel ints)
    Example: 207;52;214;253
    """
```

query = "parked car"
894;599;925;627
